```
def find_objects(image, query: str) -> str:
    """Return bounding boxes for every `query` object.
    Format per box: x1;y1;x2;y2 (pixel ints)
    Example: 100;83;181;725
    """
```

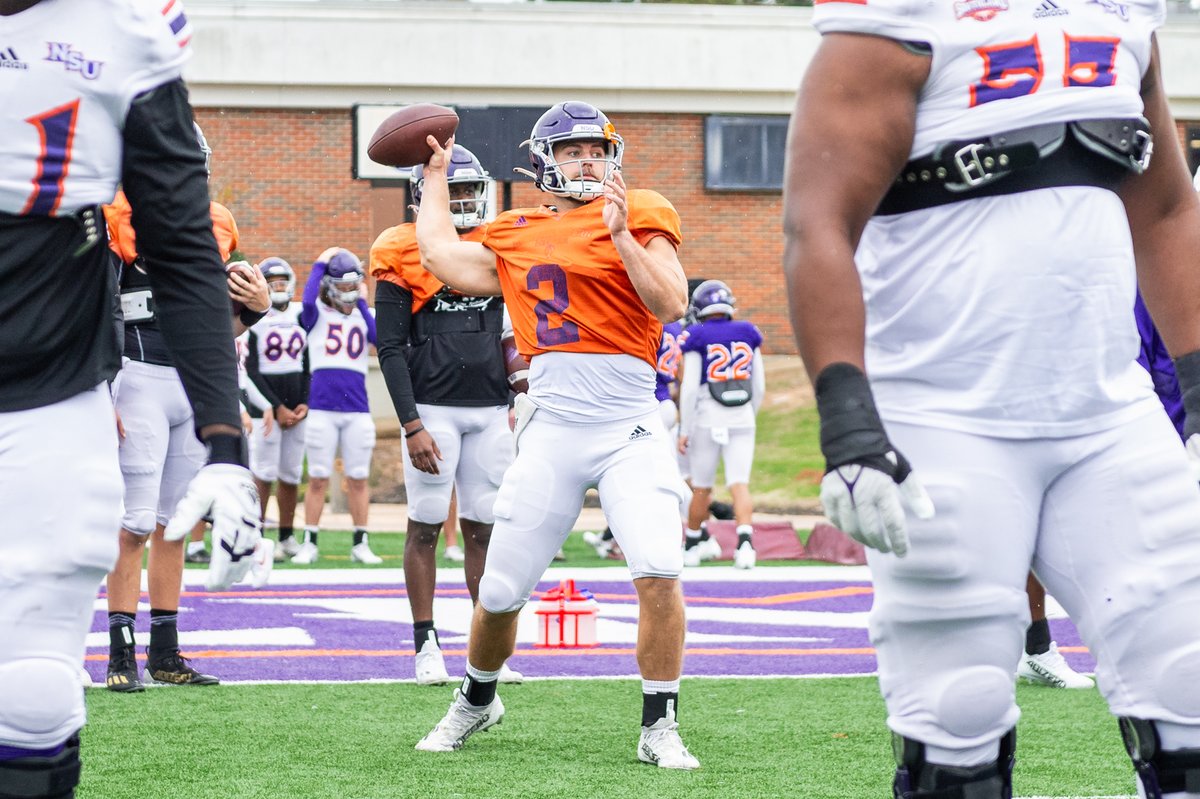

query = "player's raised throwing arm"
416;136;502;296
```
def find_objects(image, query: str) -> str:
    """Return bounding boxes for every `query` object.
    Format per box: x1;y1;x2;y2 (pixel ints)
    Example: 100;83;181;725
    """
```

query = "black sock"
148;609;179;660
414;621;437;652
353;528;367;546
737;531;752;547
642;691;679;727
108;612;136;654
279;527;294;542
601;527;614;542
1025;618;1051;655
304;528;319;546
462;674;498;707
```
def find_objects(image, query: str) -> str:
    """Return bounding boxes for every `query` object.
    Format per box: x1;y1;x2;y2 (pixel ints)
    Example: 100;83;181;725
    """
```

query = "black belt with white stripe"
875;117;1152;216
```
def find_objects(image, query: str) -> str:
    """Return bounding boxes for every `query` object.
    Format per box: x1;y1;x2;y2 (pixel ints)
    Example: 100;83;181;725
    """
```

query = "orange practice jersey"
370;223;488;314
103;191;239;264
483;189;681;368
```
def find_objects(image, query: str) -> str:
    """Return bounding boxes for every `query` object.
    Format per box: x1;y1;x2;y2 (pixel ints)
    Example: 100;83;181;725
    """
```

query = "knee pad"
934;666;1015;739
0;660;82;745
894;728;1015;799
1121;718;1200;798
478;572;527;615
0;734;80;799
120;507;156;536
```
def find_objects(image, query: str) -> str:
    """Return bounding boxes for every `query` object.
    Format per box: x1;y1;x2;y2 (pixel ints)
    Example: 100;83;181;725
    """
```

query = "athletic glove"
164;434;263;590
1173;350;1200;482
816;363;935;557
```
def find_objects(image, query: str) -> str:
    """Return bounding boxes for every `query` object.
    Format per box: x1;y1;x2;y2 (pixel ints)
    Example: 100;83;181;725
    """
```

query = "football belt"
876;117;1152;216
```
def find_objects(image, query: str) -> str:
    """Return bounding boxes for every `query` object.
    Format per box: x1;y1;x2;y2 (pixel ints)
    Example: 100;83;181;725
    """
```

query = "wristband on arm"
1173;350;1200;439
204;432;249;467
814;362;912;482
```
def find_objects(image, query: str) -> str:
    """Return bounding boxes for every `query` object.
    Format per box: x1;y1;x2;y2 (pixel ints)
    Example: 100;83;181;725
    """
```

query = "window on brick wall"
704;115;788;191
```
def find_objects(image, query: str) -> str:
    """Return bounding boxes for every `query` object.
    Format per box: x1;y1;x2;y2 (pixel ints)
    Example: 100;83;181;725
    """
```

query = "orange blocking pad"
701;520;807;561
802;523;867;565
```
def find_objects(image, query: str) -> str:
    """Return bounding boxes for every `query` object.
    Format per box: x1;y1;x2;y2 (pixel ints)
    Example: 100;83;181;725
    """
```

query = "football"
367;103;459;168
226;260;254;315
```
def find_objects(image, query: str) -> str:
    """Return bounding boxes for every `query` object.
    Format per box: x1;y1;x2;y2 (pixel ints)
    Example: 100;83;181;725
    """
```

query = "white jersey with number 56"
0;0;192;216
813;0;1161;158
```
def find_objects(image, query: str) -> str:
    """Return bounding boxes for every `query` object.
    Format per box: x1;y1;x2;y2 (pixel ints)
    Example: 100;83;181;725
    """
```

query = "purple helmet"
690;279;736;319
412;144;492;229
258;257;294;307
521;101;623;201
321;248;363;307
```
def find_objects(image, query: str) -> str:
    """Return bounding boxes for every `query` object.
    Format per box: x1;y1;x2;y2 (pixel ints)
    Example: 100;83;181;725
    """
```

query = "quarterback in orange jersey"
102;124;271;693
371;145;521;687
413;102;699;770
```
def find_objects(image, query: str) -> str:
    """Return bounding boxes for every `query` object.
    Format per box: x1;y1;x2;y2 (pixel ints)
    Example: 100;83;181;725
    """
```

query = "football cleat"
683;529;723;567
277;537;303;558
105;648;144;693
184;547;211;564
350;541;383;565
733;539;757;570
145;652;220;686
708;500;735;521
250;538;275;588
415;690;505;752
499;663;524;684
443;544;465;563
638;715;700;770
415;640;452;686
582;530;609;559
78;665;94;690
1018;643;1094;689
291;542;319;565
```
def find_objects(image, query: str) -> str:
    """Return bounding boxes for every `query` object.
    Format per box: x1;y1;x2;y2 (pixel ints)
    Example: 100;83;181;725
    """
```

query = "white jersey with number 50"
308;302;370;376
0;0;192;216
813;0;1160;158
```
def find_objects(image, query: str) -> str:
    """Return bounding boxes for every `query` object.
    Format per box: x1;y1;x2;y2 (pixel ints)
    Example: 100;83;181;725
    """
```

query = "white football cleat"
683;532;723;567
582;531;611;559
415;640;452;686
278;537;303;557
638;715;700;770
499;663;524;684
415;690;505;752
733;539;756;570
291;542;319;565
350;542;383;565
443;544;465;563
1018;642;1094;689
78;665;95;689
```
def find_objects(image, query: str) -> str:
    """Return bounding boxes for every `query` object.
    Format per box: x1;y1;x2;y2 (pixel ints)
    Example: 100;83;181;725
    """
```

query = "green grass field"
81;678;1134;799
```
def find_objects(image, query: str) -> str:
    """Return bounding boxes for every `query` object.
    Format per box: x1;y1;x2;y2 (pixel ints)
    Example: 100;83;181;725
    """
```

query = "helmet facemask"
267;278;293;308
258;257;295;309
447;175;490;229
524;125;624;201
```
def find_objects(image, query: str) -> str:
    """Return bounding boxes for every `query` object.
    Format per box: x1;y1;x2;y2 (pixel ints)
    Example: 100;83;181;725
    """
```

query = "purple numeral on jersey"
22;99;79;216
528;263;581;347
266;330;304;361
346;327;365;359
971;38;1044;107
1065;36;1119;88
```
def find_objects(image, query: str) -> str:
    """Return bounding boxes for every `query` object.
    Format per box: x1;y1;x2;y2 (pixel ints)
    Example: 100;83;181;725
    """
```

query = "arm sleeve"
299;262;326;331
244;330;282;408
751;349;766;416
680;350;702;439
374;280;420;425
300;345;311;406
359;298;377;345
121;78;240;433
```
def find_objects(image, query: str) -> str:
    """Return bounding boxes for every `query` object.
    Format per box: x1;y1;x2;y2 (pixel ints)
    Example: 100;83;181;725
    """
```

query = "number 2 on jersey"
528;264;581;347
22;100;80;216
971;34;1119;107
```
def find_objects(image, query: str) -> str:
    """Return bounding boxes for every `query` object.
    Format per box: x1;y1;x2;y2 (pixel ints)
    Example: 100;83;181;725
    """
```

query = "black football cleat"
145;651;220;686
106;647;145;693
708;500;735;521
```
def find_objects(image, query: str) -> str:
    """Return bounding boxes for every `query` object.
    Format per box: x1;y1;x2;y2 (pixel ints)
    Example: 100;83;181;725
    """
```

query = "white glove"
165;463;263;590
820;457;935;558
1186;435;1200;483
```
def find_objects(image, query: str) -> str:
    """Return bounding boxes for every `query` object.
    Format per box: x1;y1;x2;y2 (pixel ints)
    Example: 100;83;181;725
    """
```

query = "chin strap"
0;735;80;799
1121;718;1200;798
893;729;1015;799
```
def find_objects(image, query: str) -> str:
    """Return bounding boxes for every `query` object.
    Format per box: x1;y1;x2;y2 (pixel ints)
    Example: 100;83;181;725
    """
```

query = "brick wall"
198;107;1199;356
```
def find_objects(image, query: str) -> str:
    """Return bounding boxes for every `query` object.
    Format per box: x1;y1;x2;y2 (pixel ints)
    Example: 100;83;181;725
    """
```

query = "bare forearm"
1134;203;1200;356
783;231;867;382
613;232;687;322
